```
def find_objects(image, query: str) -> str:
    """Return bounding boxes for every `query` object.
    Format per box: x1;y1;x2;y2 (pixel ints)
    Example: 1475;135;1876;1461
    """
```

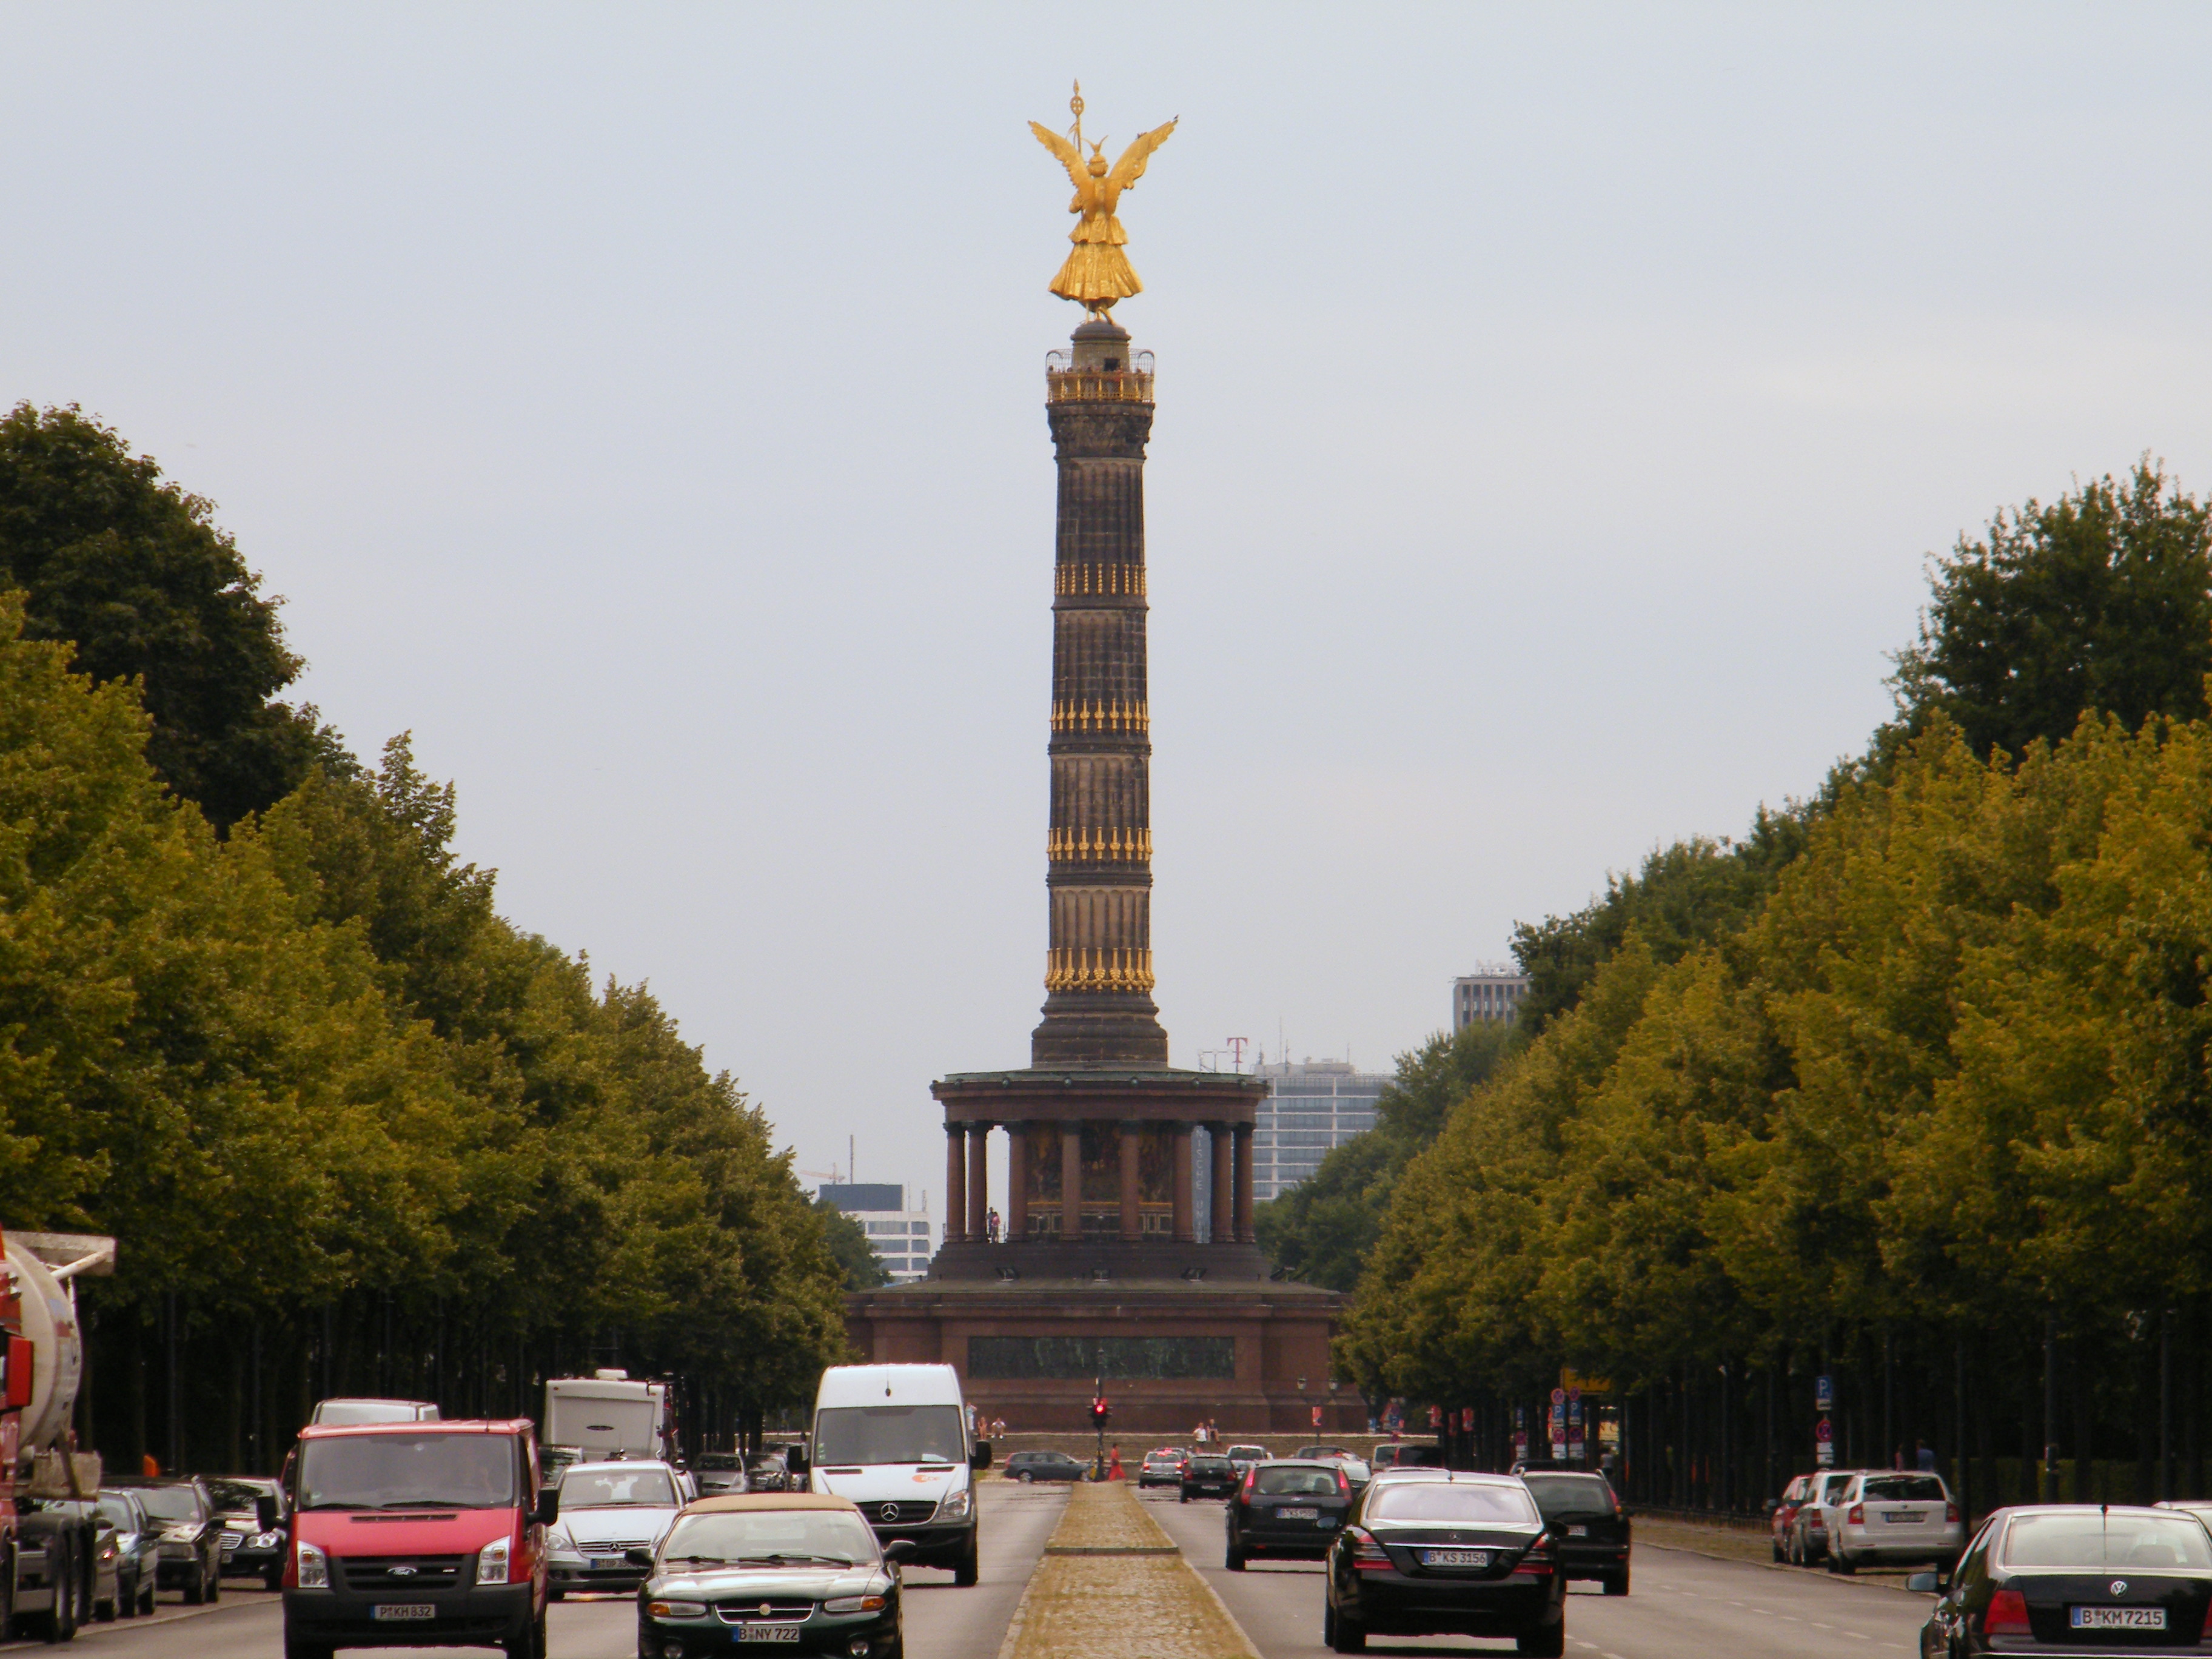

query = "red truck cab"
278;1417;554;1659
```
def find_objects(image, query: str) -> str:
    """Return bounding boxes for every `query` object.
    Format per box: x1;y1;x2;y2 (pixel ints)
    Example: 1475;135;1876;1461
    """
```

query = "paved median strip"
996;1483;1260;1659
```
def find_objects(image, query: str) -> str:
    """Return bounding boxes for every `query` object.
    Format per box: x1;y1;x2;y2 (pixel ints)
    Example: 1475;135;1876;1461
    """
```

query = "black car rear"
1520;1470;1630;1595
1917;1504;2212;1657
1182;1456;1236;1501
1325;1473;1563;1656
1227;1460;1352;1569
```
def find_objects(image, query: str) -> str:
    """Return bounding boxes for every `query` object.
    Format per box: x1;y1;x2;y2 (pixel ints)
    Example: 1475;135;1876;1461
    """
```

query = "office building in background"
1453;964;1530;1031
817;1182;935;1284
1248;1058;1388;1203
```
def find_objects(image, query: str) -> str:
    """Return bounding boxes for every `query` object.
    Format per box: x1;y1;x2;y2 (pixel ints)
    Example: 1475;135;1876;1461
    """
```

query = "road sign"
1815;1375;1834;1411
1311;1405;1323;1429
1551;1387;1566;1404
1561;1367;1614;1396
1817;1439;1835;1467
1815;1416;1833;1442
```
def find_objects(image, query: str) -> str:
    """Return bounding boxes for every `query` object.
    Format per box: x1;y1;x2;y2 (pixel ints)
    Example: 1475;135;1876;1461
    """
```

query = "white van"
791;1364;991;1585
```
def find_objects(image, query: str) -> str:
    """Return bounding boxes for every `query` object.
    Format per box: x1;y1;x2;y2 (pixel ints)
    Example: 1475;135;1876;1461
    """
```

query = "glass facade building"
1453;965;1529;1031
818;1182;936;1283
1247;1059;1387;1204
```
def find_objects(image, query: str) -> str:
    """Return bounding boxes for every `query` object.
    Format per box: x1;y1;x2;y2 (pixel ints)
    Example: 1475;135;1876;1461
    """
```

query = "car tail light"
1945;1503;1960;1523
1349;1529;1393;1572
1512;1532;1556;1577
1984;1589;2031;1637
1336;1469;1351;1496
1242;1467;1258;1494
1847;1504;1864;1525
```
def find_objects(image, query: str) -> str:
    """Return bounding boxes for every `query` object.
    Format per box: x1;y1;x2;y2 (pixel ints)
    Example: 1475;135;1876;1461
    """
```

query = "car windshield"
2003;1513;2212;1569
98;1495;139;1530
1228;1446;1267;1460
1859;1475;1945;1503
315;1401;427;1425
134;1486;205;1523
813;1406;964;1466
1256;1466;1341;1496
1297;1446;1349;1458
1369;1483;1541;1524
206;1479;273;1512
695;1454;742;1470
1190;1459;1232;1472
298;1435;517;1510
659;1509;880;1566
562;1469;677;1507
1521;1475;1615;1517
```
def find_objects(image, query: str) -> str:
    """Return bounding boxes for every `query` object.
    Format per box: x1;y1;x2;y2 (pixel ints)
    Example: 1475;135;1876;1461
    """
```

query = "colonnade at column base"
925;1236;1272;1283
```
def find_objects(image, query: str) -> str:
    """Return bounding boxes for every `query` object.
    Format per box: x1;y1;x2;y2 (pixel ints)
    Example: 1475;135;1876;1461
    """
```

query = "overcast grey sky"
6;4;2211;1216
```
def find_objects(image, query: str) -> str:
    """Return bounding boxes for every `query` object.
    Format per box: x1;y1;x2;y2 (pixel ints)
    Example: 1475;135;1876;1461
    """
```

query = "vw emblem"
757;1602;773;1617
2112;1580;2128;1596
390;1564;417;1578
879;1503;899;1523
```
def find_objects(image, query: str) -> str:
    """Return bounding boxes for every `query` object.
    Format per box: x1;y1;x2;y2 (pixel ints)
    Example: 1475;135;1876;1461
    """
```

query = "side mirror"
1906;1570;1940;1594
970;1441;993;1471
534;1486;561;1527
255;1495;280;1532
882;1540;916;1564
625;1547;655;1569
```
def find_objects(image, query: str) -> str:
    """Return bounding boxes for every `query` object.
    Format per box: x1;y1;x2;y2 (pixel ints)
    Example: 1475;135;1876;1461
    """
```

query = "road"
1142;1487;1934;1657
4;1483;1067;1659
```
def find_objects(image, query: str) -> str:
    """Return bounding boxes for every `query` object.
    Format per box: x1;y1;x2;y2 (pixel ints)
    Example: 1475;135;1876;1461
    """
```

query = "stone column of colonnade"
945;1124;967;1244
1210;1122;1235;1244
947;1116;1257;1250
968;1121;991;1239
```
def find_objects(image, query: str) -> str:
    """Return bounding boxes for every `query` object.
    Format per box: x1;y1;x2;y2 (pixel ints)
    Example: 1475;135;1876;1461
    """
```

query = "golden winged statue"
1030;82;1176;318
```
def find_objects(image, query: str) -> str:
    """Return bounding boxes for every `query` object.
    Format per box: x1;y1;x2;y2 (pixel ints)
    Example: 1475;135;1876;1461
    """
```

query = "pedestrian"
992;1416;1007;1441
1107;1444;1124;1480
1916;1438;1936;1472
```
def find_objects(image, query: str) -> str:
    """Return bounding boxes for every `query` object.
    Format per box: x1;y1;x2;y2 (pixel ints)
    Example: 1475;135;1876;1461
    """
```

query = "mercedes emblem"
2112;1580;2128;1596
390;1564;417;1577
880;1503;899;1523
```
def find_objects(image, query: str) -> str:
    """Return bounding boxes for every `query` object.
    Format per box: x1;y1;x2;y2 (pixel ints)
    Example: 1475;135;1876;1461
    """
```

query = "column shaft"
946;1125;967;1245
1210;1124;1233;1244
1172;1126;1195;1243
1233;1123;1256;1243
1118;1122;1142;1241
1061;1124;1085;1241
968;1122;991;1241
1007;1124;1030;1241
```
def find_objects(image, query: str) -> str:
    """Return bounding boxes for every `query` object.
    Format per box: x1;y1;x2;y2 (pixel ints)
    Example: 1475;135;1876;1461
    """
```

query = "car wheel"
1515;1618;1566;1658
1603;1566;1629;1596
118;1572;136;1620
1225;1541;1245;1572
953;1530;979;1588
549;1589;566;1602
1017;1471;1033;1484
183;1563;204;1606
50;1539;78;1641
1328;1601;1367;1653
95;1589;116;1624
284;1636;335;1659
1772;1538;1785;1563
1179;1490;1189;1503
139;1577;156;1618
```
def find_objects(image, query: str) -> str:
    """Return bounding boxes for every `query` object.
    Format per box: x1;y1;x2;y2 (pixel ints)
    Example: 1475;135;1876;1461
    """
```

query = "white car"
1825;1470;1963;1572
545;1460;686;1598
1790;1469;1860;1563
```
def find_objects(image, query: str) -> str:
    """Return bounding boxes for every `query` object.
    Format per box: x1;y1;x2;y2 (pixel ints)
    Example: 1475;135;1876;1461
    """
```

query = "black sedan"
1324;1472;1563;1656
110;1478;222;1604
1227;1460;1353;1569
1181;1456;1238;1502
1916;1504;2212;1655
745;1453;788;1493
1520;1469;1631;1595
1003;1451;1087;1484
208;1476;287;1588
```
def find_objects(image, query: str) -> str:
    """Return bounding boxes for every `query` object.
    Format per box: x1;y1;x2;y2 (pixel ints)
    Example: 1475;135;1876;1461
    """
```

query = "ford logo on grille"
880;1503;899;1523
390;1565;417;1577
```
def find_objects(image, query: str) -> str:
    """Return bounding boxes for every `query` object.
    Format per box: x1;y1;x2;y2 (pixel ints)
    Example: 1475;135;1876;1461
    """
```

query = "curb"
1638;1540;1932;1596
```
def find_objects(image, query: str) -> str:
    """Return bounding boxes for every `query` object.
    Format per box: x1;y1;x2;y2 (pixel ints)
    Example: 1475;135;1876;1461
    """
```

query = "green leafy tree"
0;403;341;827
815;1200;894;1290
1891;460;2212;762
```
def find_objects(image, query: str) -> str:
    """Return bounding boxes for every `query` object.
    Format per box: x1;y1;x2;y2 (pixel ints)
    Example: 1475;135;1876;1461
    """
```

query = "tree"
0;403;341;826
1891;460;2212;763
815;1201;894;1290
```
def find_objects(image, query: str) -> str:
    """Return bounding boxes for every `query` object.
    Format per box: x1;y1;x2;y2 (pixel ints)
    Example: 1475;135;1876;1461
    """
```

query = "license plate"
370;1604;435;1621
1567;1525;1588;1537
2072;1607;2167;1630
1886;1510;1925;1524
1277;1507;1319;1521
1419;1549;1490;1568
736;1627;802;1644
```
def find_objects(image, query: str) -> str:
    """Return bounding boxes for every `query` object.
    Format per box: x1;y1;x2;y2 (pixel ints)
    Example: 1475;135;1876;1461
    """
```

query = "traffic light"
1090;1396;1111;1427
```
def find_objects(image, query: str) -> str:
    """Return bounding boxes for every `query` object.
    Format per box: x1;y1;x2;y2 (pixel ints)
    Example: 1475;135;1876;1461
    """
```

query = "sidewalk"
997;1481;1258;1659
1636;1515;1923;1591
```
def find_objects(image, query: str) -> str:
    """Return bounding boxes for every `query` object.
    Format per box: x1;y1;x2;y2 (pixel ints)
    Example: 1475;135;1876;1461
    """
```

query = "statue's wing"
1029;121;1087;189
1106;119;1178;193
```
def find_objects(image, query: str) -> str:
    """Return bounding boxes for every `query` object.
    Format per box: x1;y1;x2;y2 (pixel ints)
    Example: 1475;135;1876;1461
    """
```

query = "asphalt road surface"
5;1482;1068;1659
1142;1487;1934;1658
